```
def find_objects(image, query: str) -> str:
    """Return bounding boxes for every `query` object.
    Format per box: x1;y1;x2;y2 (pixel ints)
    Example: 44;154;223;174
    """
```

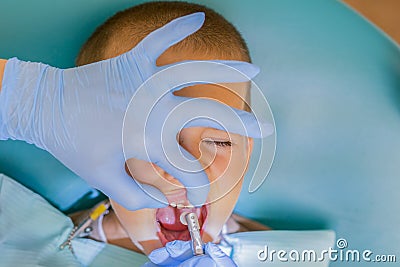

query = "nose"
150;163;194;207
151;163;175;182
125;158;191;206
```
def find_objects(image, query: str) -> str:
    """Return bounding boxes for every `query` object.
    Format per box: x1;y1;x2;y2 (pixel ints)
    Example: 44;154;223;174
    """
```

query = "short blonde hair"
76;1;251;66
76;1;252;111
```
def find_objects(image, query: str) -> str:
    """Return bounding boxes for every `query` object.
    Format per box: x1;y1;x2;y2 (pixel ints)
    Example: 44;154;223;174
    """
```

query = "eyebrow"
203;128;231;138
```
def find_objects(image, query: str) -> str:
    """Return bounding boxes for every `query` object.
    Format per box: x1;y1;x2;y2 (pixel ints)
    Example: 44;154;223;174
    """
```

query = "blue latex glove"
122;59;273;206
0;13;272;210
144;240;237;267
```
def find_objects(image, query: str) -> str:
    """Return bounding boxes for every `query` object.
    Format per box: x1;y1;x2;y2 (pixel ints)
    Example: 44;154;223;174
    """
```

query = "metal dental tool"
180;212;205;256
60;200;111;252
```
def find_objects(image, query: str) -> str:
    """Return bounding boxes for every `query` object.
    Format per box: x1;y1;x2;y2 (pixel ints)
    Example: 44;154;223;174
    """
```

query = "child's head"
77;1;254;254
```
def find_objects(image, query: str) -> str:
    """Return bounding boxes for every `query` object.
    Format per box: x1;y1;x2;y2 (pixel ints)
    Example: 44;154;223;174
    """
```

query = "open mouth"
156;205;208;246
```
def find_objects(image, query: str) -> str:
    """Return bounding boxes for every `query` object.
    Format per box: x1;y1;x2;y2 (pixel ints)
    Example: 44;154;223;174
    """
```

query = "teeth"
170;202;194;209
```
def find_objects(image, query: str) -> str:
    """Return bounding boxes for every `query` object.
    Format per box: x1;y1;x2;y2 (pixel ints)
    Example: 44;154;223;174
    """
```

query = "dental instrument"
180;212;205;255
59;200;111;252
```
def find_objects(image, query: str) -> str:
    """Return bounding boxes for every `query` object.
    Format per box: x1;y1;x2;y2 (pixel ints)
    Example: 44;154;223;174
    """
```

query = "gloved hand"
121;58;274;206
144;240;237;267
0;13;272;210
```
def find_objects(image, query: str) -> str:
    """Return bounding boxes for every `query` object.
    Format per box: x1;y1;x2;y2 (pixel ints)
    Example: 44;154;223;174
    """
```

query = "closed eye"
203;140;232;147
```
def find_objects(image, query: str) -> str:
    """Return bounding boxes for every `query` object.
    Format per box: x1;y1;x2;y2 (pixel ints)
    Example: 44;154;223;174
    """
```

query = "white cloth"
0;173;335;267
0;173;148;267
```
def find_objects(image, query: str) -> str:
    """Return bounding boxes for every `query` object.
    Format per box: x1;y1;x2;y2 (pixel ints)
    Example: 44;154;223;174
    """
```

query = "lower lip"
156;205;208;246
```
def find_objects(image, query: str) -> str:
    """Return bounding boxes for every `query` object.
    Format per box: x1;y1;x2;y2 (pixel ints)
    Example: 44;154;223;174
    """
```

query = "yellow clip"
90;203;107;220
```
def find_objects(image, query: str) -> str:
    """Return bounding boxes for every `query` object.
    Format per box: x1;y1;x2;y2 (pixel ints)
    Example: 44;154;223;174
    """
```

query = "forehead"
174;83;249;110
157;48;250;110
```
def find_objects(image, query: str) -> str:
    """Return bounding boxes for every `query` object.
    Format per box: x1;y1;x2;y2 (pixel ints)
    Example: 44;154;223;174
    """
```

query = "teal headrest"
227;0;400;263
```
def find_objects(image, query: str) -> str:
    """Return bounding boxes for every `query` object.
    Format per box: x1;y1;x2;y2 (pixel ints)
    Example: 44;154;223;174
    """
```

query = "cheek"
205;147;249;183
125;159;155;181
205;154;230;183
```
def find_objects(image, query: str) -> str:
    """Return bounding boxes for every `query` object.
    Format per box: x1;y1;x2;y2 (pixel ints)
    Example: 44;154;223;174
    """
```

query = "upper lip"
164;188;190;206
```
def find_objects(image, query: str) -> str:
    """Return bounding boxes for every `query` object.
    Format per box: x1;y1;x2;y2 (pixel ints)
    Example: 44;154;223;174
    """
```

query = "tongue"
156;206;202;231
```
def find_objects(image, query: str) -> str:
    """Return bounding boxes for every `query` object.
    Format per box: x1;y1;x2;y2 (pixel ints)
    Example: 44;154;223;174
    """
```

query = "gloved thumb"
205;243;237;266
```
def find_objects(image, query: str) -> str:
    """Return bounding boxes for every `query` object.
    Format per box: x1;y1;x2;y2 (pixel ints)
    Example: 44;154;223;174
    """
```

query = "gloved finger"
121;86;209;206
168;96;274;138
147;246;181;266
148;240;191;266
152;147;210;207
91;160;168;210
141;262;158;267
125;158;192;207
165;240;193;261
205;243;237;266
154;60;260;96
96;176;167;211
147;97;270;207
137;12;205;65
178;256;215;267
155;96;270;205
